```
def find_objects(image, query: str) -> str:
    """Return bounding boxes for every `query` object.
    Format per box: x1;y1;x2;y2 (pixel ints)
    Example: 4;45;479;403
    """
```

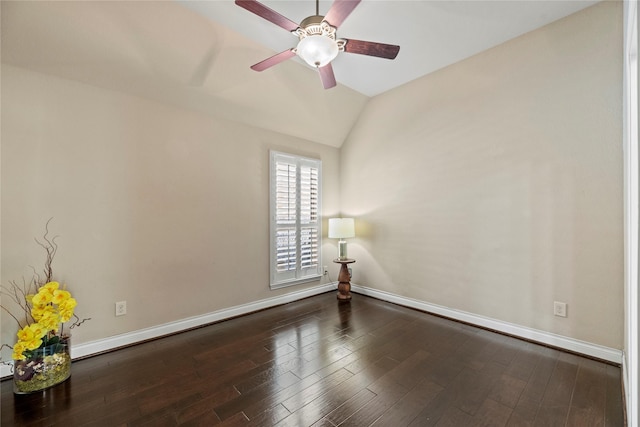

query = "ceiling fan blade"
324;0;361;28
235;0;300;32
343;39;400;59
250;49;296;71
318;63;337;89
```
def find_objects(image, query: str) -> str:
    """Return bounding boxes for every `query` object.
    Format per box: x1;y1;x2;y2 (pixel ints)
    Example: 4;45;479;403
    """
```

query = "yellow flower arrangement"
10;281;78;360
1;220;90;369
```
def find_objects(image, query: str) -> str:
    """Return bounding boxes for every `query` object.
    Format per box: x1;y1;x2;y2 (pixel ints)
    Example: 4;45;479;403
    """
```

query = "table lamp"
328;218;355;260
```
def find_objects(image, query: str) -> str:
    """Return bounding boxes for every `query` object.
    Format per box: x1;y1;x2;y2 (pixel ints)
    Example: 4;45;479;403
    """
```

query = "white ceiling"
1;0;600;147
179;0;599;97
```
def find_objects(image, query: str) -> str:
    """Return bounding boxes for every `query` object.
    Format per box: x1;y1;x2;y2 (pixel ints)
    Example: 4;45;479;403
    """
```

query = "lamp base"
338;240;347;260
333;258;355;301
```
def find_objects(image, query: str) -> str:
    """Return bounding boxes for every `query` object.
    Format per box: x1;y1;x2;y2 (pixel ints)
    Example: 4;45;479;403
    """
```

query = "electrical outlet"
554;301;567;317
323;266;328;276
115;301;127;316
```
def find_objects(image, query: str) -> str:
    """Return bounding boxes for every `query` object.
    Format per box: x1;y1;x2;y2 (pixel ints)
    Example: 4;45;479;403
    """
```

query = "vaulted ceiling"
1;1;599;147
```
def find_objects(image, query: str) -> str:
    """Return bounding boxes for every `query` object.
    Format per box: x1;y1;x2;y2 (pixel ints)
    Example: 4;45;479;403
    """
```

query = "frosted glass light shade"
328;218;355;239
296;35;339;68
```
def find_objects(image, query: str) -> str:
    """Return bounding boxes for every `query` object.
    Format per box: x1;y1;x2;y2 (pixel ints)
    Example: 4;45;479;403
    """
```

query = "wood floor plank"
242;373;322;420
215;371;301;420
408;383;466;426
520;348;561;403
233;357;302;395
473;398;513;426
294;345;353;379
323;387;377;425
546;352;581;399
566;358;607;426
176;395;224;425
195;359;258;388
422;354;468;389
0;292;623;427
605;364;625;427
506;395;540;426
339;380;409;426
279;368;354;414
487;373;528;409
217;412;249;427
433;406;476;427
309;417;336;427
534;404;571;426
277;357;399;426
381;351;432;387
502;342;542;383
245;403;291;426
371;378;444;426
309;351;362;380
451;367;500;416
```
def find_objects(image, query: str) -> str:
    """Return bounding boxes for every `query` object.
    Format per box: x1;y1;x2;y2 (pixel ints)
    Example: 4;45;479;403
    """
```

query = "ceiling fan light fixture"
296;35;339;68
293;17;345;68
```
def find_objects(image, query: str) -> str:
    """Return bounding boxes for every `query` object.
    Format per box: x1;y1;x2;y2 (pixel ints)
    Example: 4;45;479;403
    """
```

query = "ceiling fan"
235;0;400;89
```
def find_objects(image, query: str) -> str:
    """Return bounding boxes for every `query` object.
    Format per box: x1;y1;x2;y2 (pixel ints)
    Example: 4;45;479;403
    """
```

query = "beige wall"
0;0;625;360
340;1;623;349
0;65;340;358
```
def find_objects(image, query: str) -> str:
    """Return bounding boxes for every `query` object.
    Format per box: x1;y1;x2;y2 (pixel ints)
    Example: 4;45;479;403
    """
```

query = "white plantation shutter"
275;162;297;275
300;164;319;271
270;151;322;288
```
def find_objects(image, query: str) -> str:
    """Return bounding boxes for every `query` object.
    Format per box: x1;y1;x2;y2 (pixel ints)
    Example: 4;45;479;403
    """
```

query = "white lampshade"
296;35;339;68
328;218;355;239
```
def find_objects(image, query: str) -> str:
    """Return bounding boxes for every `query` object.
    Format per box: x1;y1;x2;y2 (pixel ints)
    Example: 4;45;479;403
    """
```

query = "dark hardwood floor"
1;292;624;426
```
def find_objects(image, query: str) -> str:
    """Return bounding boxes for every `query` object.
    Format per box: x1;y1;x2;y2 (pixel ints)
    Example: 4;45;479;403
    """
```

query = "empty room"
1;0;638;426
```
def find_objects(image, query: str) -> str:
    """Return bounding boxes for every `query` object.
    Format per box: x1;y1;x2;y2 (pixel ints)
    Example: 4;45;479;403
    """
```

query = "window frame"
269;151;323;289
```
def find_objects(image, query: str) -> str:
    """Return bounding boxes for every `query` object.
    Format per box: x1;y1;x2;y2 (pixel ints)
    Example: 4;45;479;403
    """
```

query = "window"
270;151;322;289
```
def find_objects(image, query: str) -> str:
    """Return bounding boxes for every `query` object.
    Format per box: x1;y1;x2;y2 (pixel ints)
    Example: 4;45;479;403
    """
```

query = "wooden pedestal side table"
333;258;355;301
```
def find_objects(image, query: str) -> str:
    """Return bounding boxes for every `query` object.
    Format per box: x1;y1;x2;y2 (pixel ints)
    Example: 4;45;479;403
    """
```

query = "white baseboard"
351;284;623;364
1;283;336;379
2;281;619;379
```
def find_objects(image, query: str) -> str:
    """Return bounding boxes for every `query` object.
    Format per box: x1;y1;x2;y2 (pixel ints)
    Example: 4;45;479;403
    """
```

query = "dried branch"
28;265;42;289
0;304;25;329
1;279;32;328
34;217;58;283
69;314;91;329
1;219;59;331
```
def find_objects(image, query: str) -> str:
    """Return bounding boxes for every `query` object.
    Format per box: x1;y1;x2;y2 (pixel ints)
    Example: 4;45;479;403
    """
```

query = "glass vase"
13;336;71;394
